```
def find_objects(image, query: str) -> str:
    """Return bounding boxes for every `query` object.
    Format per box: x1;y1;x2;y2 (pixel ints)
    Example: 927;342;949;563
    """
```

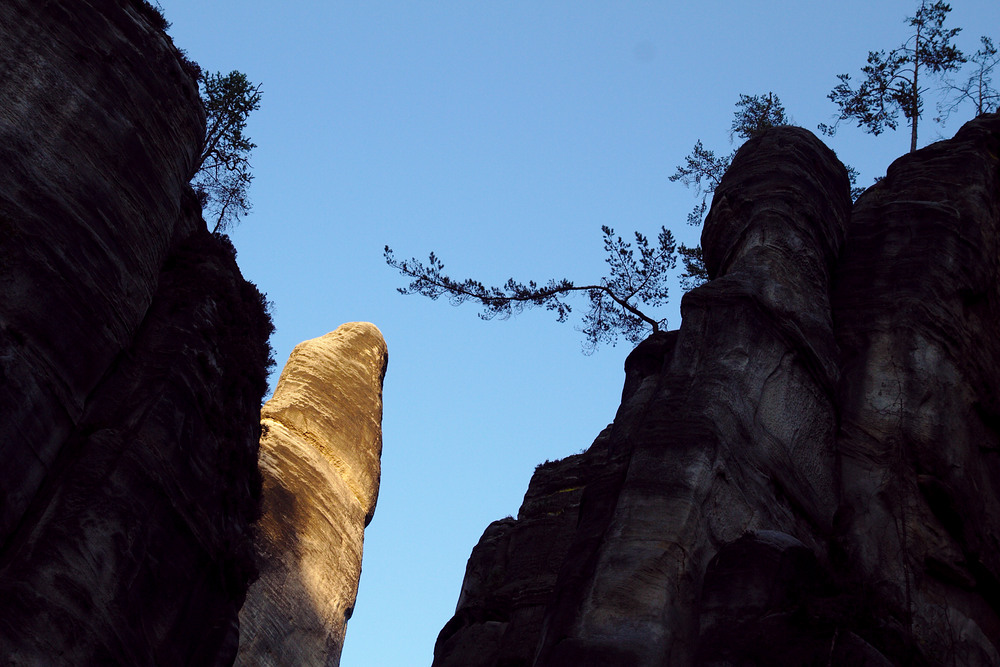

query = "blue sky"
161;2;998;664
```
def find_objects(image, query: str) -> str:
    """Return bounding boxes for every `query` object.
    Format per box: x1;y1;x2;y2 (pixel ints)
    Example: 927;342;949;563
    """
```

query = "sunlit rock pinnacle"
238;322;388;667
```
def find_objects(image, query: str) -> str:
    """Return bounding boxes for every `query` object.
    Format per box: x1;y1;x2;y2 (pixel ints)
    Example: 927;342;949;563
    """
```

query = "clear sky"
160;2;998;664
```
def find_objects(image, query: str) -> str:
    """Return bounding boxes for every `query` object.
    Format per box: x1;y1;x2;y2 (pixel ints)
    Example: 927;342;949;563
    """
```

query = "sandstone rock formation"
0;1;273;664
237;322;388;667
434;115;1000;666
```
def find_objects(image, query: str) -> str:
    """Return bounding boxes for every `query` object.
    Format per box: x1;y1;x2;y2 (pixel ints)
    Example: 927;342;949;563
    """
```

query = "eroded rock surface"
831;116;1000;666
237;322;388;667
0;2;272;665
434;116;1000;666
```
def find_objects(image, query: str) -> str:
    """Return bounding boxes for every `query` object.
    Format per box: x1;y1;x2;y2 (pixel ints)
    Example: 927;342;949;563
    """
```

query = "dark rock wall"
832;117;1000;665
434;430;616;667
0;0;202;543
0;2;271;665
434;115;1000;666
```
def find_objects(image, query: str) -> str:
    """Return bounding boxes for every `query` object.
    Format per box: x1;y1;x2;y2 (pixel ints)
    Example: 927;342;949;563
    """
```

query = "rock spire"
237;323;388;667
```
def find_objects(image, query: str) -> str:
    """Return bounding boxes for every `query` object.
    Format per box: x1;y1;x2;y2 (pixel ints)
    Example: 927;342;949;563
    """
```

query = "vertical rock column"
832;114;1000;665
0;2;272;664
0;0;203;547
237;322;388;667
432;117;1000;666
534;127;852;666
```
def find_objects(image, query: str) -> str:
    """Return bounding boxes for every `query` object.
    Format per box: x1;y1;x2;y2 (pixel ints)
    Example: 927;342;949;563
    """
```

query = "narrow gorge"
3;2;1000;666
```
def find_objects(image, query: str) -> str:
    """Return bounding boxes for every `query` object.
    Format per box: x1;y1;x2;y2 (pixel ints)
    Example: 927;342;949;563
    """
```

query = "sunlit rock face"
0;1;272;665
237;322;388;667
433;115;1000;667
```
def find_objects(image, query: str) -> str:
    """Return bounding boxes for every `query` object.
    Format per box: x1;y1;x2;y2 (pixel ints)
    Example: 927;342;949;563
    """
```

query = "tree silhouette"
670;92;791;290
192;71;263;233
938;36;999;120
385;226;676;353
820;1;964;152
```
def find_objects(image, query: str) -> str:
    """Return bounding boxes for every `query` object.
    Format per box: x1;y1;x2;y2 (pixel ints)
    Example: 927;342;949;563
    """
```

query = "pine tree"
938;36;999;119
192;71;263;233
820;1;964;152
385;226;677;353
670;93;790;289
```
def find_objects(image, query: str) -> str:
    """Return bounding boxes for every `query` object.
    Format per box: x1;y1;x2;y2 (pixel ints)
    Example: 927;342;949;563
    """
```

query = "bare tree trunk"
911;15;921;153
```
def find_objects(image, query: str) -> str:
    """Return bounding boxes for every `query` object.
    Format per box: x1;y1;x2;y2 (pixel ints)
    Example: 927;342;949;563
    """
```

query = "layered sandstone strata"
237;323;388;667
0;2;272;664
434;116;1000;666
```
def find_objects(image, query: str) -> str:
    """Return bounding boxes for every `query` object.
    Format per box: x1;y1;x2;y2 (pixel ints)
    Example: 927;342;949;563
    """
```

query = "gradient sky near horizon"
161;2;999;664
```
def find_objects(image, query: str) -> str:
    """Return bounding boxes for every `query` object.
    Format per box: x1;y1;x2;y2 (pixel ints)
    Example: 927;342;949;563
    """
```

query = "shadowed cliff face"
237;322;388;667
433;115;1000;667
0;2;272;665
0;0;203;538
831;117;1000;666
